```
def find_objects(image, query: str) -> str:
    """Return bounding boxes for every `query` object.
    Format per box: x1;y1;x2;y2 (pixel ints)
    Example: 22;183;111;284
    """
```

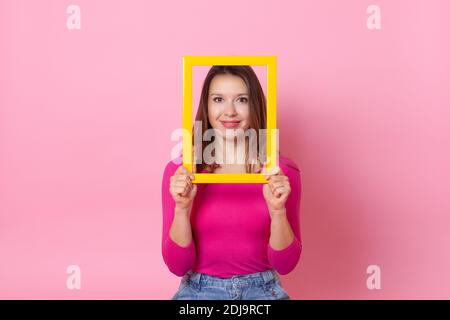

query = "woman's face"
207;74;251;139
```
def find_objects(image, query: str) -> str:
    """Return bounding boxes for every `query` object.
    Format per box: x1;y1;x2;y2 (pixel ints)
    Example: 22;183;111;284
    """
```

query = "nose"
224;101;238;116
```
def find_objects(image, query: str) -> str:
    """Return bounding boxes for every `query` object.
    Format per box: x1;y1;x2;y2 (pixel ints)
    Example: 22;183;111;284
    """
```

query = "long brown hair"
192;66;267;173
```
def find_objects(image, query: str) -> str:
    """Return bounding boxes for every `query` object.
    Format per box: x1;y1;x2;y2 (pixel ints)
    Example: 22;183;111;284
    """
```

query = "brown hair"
192;66;267;173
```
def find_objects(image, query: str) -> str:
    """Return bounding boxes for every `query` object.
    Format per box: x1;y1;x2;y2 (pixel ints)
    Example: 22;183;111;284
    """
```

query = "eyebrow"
209;93;249;96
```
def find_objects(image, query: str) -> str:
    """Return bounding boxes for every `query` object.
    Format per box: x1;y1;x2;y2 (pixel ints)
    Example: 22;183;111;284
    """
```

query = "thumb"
189;183;198;200
261;165;280;177
192;146;200;175
191;156;196;176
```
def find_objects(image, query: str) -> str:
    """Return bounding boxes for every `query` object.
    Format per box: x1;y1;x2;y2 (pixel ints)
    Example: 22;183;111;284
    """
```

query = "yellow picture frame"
182;55;278;183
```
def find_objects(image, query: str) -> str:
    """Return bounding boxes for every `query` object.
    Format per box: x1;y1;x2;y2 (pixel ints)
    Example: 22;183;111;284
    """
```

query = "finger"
268;181;279;195
175;164;184;171
184;164;195;179
271;181;286;189
268;169;285;180
181;186;190;197
185;181;195;196
276;185;291;198
171;174;192;183
174;176;193;188
271;186;284;198
174;174;192;183
170;186;185;196
279;191;289;202
176;166;195;180
171;179;190;190
171;184;187;193
173;185;189;196
180;166;190;176
267;178;286;191
263;165;280;175
267;175;287;183
184;179;193;191
173;181;191;190
275;186;285;194
263;166;281;179
175;165;187;176
269;179;286;192
270;186;281;197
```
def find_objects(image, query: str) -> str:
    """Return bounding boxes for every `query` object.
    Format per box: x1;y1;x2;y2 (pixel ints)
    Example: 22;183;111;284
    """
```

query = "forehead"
209;74;248;95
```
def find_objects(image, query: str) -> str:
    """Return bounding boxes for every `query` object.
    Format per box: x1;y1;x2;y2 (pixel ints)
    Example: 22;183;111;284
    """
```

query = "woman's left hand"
262;166;291;214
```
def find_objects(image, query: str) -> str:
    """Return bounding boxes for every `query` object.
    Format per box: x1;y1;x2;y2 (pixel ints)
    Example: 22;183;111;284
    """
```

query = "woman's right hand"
169;164;197;211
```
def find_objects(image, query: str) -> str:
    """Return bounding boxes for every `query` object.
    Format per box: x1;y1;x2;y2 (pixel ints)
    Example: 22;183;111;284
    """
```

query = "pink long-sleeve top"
161;153;302;278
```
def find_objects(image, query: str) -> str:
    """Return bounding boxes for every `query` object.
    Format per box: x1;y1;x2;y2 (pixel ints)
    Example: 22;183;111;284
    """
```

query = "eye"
213;97;223;103
238;97;248;103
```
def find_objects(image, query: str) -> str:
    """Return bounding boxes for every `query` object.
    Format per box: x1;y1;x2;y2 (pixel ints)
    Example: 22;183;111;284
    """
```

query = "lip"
220;120;240;128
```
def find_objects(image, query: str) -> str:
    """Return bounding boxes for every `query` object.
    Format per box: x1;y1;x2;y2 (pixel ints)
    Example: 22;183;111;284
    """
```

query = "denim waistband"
185;269;279;288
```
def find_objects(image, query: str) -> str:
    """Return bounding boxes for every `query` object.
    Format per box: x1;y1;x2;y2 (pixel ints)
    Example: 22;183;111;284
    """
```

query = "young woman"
161;66;302;300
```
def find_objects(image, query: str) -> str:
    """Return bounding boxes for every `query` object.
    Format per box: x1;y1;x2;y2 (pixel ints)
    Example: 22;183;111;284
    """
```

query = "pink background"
1;0;449;299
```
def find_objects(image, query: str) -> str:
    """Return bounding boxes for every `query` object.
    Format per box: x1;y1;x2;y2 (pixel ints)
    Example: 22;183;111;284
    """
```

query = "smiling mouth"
220;120;240;128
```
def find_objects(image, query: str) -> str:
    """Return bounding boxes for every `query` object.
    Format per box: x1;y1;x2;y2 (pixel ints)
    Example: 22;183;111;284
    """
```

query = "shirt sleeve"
267;159;302;275
161;159;197;276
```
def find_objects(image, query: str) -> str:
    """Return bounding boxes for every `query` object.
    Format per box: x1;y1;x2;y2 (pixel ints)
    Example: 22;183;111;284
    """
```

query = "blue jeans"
171;269;291;300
